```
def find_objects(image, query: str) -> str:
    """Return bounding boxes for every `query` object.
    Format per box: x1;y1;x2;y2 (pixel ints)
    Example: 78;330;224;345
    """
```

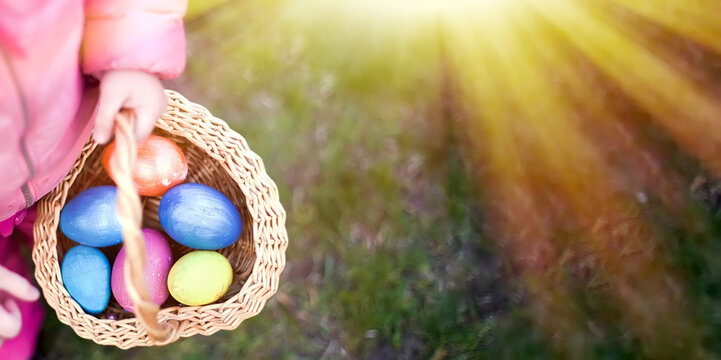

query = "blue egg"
159;183;242;250
61;245;111;314
60;186;122;247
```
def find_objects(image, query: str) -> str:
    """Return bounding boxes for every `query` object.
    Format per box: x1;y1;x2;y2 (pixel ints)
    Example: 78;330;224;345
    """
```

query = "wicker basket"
31;90;288;348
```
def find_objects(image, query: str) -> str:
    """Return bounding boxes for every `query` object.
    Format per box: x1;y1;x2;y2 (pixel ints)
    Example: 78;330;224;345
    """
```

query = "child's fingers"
129;78;165;143
95;70;165;143
0;266;40;302
94;83;127;144
0;298;22;339
133;101;165;143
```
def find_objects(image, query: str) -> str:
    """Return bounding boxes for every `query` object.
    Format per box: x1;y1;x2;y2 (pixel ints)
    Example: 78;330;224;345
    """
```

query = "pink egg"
111;228;173;313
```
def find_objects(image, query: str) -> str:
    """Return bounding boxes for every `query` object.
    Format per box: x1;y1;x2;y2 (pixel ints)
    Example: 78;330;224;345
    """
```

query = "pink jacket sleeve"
82;0;187;80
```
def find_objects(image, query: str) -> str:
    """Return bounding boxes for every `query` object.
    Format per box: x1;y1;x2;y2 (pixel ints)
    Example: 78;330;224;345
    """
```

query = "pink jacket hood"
0;0;186;221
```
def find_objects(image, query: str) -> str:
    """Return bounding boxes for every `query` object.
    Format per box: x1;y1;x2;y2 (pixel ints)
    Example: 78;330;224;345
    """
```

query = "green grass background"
37;1;721;359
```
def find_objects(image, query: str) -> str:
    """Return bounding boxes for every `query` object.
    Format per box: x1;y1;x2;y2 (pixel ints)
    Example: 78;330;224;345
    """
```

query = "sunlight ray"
606;0;721;55
442;3;703;352
529;0;721;175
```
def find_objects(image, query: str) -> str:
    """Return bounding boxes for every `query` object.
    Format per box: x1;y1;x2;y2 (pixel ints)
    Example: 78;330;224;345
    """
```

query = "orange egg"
102;135;188;196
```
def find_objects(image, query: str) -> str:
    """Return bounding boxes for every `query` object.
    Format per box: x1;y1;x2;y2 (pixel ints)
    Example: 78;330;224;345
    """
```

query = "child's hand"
93;70;167;144
0;265;40;341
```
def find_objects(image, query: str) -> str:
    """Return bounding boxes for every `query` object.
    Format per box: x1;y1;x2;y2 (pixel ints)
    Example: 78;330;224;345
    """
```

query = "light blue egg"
61;245;111;314
159;183;242;250
60;186;122;247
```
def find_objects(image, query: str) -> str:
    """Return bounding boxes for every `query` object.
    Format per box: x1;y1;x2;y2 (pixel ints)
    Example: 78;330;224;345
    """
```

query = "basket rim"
32;90;288;347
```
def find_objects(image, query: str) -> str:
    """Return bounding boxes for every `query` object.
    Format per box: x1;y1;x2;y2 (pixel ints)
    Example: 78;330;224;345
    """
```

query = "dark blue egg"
61;245;111;314
159;183;242;250
60;186;122;247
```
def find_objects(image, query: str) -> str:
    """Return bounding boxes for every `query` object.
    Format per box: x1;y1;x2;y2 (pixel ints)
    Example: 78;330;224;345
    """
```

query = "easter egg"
167;251;233;306
61;245;111;314
159;183;242;250
102;135;188;197
111;228;173;313
60;186;122;247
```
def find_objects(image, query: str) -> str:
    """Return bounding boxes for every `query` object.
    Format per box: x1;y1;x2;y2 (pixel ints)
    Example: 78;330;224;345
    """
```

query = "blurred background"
39;0;721;358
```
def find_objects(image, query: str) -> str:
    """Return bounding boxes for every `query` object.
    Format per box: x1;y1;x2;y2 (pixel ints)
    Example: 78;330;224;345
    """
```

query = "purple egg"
111;228;173;313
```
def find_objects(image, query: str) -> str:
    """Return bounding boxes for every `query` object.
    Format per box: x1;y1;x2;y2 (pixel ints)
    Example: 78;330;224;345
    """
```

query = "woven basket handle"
109;110;170;341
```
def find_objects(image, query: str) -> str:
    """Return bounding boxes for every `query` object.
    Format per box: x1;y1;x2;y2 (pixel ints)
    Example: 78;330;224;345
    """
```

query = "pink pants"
0;208;44;360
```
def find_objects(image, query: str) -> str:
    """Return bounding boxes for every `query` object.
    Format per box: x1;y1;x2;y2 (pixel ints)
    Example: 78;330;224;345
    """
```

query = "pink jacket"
0;0;187;221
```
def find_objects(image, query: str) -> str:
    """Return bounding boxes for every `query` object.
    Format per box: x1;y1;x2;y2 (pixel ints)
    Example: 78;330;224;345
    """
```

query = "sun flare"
279;0;721;354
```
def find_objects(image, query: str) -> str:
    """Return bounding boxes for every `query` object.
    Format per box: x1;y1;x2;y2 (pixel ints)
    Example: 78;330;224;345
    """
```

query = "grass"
39;1;494;358
37;1;721;359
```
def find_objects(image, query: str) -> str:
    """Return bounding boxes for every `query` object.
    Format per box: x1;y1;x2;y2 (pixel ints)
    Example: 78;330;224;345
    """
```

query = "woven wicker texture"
32;90;288;348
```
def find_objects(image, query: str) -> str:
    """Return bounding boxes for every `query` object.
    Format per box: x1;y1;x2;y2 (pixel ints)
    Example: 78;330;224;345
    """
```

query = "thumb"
132;104;162;144
93;85;127;144
129;85;166;143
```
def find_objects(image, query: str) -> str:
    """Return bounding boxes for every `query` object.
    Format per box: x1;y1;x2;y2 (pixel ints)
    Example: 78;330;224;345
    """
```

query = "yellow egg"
167;251;233;306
